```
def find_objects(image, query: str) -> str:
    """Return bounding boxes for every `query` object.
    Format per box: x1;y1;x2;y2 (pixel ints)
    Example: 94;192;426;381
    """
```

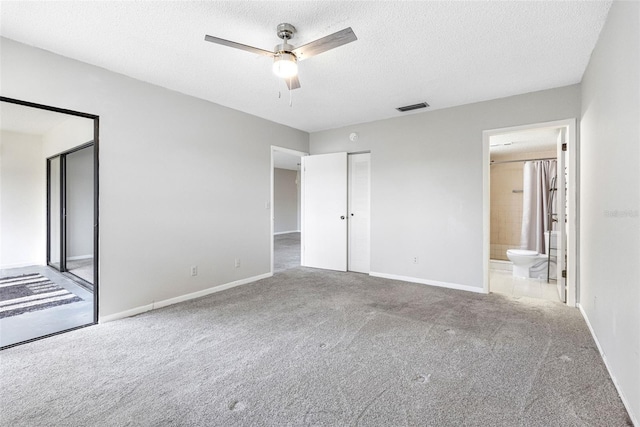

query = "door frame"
270;146;308;274
0;96;100;324
482;118;578;306
46;141;95;285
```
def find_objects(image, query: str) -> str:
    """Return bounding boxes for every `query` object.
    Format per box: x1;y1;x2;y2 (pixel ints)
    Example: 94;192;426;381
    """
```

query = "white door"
556;130;567;302
348;153;371;273
301;152;348;271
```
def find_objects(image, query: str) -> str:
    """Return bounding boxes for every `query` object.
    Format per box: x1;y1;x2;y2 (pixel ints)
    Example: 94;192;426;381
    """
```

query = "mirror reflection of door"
66;145;94;284
0;97;98;348
48;156;62;270
47;144;95;286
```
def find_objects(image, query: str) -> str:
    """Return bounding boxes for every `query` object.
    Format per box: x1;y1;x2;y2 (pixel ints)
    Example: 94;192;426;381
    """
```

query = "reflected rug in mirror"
0;273;83;319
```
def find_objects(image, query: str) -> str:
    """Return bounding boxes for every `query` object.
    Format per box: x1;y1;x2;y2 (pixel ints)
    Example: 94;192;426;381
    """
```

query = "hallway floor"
274;232;300;272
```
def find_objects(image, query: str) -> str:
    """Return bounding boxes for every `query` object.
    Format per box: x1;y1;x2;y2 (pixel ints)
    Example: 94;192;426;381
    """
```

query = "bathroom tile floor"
490;269;561;302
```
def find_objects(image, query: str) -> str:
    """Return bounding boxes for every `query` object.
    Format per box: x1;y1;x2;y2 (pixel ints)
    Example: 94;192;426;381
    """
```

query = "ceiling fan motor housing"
276;23;296;41
275;42;295;55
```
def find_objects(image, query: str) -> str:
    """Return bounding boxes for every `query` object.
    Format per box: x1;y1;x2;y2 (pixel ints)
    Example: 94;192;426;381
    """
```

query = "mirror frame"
0;96;100;345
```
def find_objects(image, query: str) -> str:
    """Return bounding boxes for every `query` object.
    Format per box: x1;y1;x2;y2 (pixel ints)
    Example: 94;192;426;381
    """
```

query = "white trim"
482;130;491;294
98;304;153;323
1;255;92;268
369;271;487;294
578;304;638;427
270;146;308;276
67;254;93;261
566;119;578;307
274;230;300;235
482;118;578;306
271;146;308;157
99;272;272;323
1;261;45;269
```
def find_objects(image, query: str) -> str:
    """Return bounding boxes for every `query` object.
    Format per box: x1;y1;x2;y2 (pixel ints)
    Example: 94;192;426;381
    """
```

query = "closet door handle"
340;216;345;220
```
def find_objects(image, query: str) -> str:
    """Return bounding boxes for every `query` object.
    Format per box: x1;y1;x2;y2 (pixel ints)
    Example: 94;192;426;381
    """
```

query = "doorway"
271;146;307;273
482;119;577;306
0;97;98;349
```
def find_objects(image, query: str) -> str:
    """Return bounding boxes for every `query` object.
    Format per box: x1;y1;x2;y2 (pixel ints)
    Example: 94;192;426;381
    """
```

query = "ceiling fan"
204;23;357;90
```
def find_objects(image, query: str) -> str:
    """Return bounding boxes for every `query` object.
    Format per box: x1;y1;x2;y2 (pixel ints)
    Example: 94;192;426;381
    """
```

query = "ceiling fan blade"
292;27;357;61
204;35;274;57
285;75;301;90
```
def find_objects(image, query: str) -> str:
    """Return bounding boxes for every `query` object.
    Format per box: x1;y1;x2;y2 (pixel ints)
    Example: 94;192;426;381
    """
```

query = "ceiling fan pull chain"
289;82;293;107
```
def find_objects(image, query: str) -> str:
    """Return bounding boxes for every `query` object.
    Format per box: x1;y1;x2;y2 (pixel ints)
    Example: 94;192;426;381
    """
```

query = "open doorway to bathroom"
271;146;307;273
0;97;98;349
483;119;577;306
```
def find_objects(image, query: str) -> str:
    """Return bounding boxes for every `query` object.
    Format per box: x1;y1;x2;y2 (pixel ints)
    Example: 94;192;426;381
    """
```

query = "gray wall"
580;0;639;422
0;37;309;318
310;85;581;290
42;115;94;158
65;145;94;259
273;168;299;233
0;131;45;268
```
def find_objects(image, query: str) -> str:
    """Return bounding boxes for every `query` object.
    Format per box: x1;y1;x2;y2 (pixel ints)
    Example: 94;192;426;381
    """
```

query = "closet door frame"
46;141;95;280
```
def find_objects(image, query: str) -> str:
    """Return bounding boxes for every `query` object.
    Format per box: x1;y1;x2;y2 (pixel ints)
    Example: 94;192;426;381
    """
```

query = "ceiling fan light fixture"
205;23;357;90
273;53;298;78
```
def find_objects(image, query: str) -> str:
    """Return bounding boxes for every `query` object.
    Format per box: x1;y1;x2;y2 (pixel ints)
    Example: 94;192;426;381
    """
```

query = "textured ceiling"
0;1;612;133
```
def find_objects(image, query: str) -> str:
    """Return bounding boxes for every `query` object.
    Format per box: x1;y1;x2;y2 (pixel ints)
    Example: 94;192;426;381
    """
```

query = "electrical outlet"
412;256;419;264
234;258;241;268
190;265;198;276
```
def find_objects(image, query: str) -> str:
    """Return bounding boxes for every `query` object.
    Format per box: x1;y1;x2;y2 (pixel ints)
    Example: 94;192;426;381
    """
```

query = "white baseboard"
98;304;154;323
1;256;92;269
99;272;273;323
274;230;300;235
578;303;638;427
1;261;45;269
369;272;487;294
67;255;93;261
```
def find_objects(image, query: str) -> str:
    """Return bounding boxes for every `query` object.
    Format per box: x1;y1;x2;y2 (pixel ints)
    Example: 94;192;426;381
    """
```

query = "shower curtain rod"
490;156;556;165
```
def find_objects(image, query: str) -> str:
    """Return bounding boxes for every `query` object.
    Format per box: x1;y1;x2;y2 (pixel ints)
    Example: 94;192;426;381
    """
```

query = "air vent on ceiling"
396;102;429;112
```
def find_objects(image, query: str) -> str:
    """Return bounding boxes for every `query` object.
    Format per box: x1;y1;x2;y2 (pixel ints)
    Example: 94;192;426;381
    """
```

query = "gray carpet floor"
274;232;301;272
0;267;630;426
66;258;94;285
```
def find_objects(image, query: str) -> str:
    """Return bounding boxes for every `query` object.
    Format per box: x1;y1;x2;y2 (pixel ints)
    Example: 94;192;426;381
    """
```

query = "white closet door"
301;152;348;271
348;153;371;273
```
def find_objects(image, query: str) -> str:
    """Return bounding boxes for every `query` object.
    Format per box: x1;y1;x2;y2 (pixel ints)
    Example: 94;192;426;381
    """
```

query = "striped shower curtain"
520;160;557;254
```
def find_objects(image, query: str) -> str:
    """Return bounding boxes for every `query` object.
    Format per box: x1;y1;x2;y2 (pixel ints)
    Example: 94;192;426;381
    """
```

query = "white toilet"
506;249;546;278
